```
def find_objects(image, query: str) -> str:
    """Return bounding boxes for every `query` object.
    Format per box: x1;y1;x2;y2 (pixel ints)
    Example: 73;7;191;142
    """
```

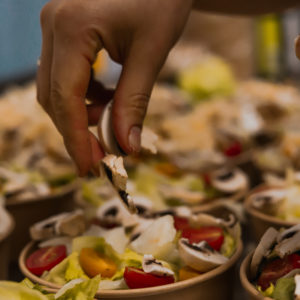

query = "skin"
37;0;299;176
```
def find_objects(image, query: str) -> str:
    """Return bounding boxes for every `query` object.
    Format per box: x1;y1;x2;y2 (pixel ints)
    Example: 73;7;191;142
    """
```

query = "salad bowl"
0;206;14;279
20;240;242;300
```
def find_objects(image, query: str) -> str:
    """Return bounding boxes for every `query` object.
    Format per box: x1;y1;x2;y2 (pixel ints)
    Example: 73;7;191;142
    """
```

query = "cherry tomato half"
224;142;242;157
26;245;67;276
258;253;300;290
173;216;190;231
124;267;174;289
181;226;224;251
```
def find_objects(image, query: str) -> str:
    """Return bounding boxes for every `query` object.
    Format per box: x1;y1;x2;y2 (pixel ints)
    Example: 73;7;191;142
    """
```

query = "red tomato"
258;253;300;290
181;226;224;251
26;245;67;276
124;267;174;289
173;216;189;231
224;142;242;157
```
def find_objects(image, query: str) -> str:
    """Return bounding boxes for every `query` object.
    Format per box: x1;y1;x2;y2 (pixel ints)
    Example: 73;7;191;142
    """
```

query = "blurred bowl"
240;252;270;300
6;182;78;260
244;185;295;242
0;207;14;279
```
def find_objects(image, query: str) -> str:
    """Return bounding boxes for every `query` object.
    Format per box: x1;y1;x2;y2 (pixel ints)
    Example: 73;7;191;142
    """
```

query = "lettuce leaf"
273;277;295;300
220;231;236;258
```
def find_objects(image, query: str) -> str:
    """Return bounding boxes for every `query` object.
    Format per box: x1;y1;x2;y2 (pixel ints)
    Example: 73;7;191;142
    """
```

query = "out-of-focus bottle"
282;9;300;78
254;14;284;80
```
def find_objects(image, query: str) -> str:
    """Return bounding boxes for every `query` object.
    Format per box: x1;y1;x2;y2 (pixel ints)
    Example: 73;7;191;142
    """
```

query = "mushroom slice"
274;231;300;258
30;210;86;241
159;184;205;205
250;188;286;216
100;154;136;213
250;227;278;279
179;238;228;272
277;224;300;243
96;198;139;228
141;127;158;154
209;168;248;194
142;254;174;277
295;274;300;300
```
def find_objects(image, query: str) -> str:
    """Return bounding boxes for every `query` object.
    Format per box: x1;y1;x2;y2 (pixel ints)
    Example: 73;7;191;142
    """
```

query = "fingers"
49;12;103;176
295;35;300;60
112;40;168;154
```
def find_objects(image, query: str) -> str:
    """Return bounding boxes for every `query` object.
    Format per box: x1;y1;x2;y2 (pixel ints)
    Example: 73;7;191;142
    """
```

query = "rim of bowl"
5;181;78;207
20;240;243;297
0;208;15;242
240;251;273;300
244;184;296;228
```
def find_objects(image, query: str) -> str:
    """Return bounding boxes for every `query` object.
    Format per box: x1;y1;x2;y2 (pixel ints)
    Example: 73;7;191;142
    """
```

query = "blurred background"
0;2;300;87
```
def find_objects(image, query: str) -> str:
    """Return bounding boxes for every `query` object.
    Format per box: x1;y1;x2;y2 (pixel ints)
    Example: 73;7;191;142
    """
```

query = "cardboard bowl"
19;239;243;300
244;185;295;242
0;207;14;279
240;252;272;300
6;183;78;260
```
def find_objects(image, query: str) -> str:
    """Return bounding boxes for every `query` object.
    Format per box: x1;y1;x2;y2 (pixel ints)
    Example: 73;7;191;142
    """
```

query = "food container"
6;183;77;260
240;252;268;300
19;239;242;300
244;185;295;242
0;207;14;279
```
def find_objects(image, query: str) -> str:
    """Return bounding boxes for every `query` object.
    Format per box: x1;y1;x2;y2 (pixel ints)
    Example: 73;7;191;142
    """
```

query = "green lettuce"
42;252;88;285
257;283;274;298
273;277;295;300
220;231;236;258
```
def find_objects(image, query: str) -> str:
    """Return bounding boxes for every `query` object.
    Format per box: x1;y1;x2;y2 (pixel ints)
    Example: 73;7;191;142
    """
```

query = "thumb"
112;41;168;154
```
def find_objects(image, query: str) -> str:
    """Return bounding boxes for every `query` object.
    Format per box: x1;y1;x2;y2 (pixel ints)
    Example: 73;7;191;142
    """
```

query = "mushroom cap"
209;167;248;194
250;227;278;279
179;238;228;272
142;254;174;277
98;101;124;156
274;231;300;258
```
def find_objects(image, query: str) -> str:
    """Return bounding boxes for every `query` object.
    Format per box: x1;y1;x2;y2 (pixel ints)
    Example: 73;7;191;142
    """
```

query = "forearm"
193;0;299;15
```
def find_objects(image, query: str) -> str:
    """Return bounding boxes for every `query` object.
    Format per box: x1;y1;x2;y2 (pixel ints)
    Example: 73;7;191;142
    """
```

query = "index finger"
51;28;103;175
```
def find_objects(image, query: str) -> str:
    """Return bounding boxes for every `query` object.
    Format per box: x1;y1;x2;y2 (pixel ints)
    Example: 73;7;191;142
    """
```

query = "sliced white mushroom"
141;127;158;154
274;231;300;258
30;210;86;240
295;274;300;300
97;100;125;156
96;197;140;228
159;184;205;205
250;188;286;216
179;238;228;272
250;227;278;279
277;224;300;243
142;254;174;277
209;168;248;194
100;154;136;213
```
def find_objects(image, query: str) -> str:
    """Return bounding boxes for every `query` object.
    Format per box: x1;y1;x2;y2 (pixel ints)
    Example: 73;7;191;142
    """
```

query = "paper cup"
0;207;14;279
244;185;295;242
240;252;272;300
6;183;77;260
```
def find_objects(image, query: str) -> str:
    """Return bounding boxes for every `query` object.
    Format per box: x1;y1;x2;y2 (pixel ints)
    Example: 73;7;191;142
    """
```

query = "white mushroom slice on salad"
295;274;300;300
30;210;86;241
250;227;279;279
100;154;137;213
142;254;174;277
209;168;248;194
277;224;300;243
159;184;205;205
274;231;300;259
179;238;228;272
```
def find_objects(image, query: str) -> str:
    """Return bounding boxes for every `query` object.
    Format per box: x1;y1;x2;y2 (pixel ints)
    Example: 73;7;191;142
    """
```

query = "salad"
0;277;99;300
23;204;240;292
248;224;300;300
247;170;300;222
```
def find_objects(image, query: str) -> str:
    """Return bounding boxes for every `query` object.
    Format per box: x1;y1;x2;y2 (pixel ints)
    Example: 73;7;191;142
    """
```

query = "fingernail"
128;126;141;153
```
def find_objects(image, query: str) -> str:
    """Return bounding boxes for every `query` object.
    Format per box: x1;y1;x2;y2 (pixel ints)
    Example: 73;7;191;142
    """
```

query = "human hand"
37;0;193;176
